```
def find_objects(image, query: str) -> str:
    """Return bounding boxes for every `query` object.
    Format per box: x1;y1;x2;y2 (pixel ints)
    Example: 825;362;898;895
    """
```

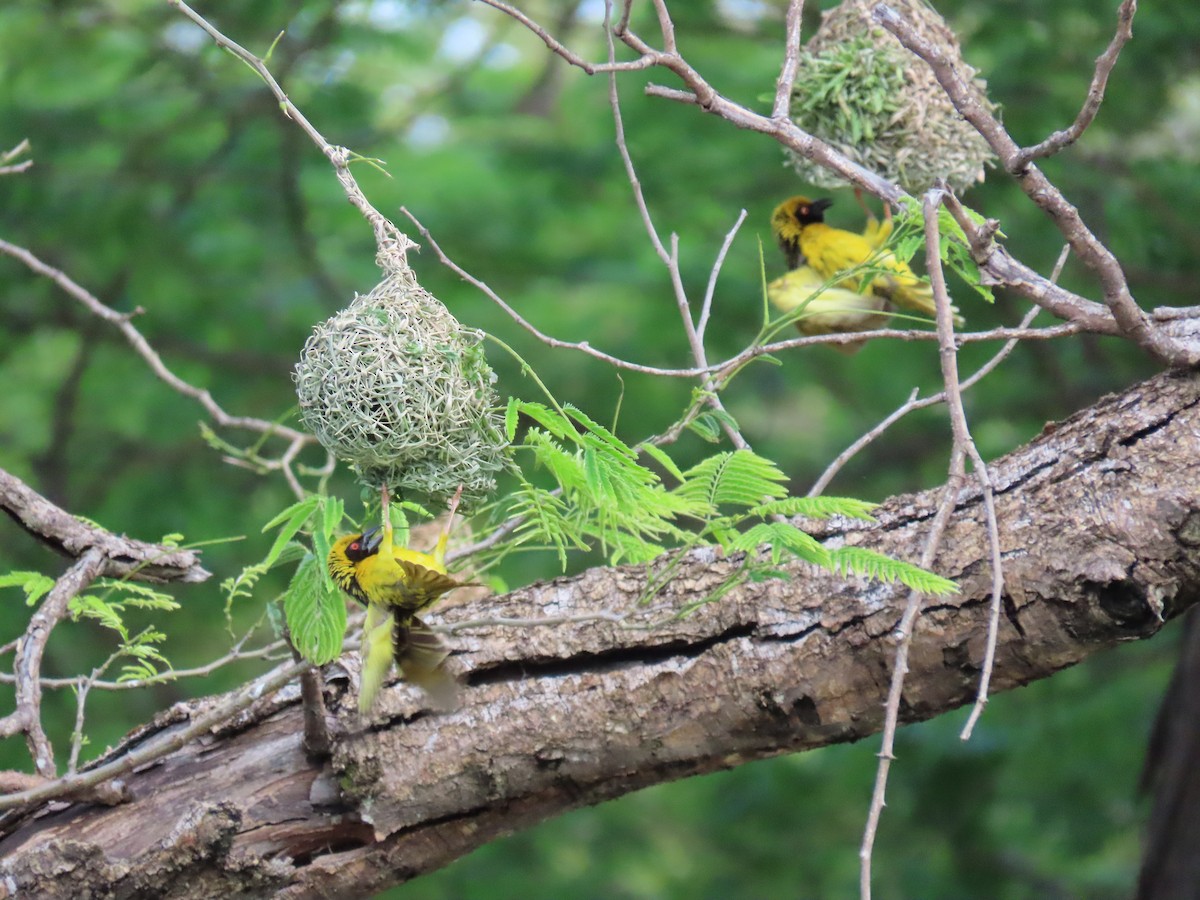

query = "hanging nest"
294;261;509;510
784;0;996;194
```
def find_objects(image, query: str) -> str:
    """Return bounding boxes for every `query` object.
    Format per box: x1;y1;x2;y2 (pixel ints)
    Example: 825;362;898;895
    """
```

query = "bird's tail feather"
359;603;395;713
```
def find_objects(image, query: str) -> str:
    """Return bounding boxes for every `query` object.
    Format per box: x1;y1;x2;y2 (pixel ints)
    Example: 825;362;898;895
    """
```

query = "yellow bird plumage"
767;266;891;355
770;195;962;324
328;497;466;712
860;209;893;249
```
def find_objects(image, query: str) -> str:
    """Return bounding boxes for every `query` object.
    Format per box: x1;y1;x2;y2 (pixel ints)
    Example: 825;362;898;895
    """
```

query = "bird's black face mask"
345;527;384;562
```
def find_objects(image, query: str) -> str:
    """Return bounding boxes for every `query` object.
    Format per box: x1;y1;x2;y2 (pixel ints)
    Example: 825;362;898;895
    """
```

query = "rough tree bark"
0;369;1198;899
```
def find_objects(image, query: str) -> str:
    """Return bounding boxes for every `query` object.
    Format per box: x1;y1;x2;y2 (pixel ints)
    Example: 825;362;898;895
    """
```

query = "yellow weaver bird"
767;266;891;355
328;488;467;712
771;195;962;324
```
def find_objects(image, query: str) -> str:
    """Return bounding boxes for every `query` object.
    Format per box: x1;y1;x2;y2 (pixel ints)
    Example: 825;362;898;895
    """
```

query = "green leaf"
746;496;877;521
321;495;344;542
511;484;588;568
518;401;574;440
582;446;617;503
686;413;723;443
262;496;321;569
639;442;686;482
830;547;959;595
0;571;56;607
261;495;321;534
565;404;635;458
732;521;832;568
527;431;588;493
505;396;520;442
677;450;788;511
313;495;343;590
283;553;347;665
70;594;128;640
94;580;180;611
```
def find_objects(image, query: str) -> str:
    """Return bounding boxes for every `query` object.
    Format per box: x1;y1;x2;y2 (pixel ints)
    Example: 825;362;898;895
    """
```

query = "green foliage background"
1;0;1196;896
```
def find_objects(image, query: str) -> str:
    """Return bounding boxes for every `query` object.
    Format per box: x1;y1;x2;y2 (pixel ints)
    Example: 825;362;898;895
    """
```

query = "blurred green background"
1;0;1196;896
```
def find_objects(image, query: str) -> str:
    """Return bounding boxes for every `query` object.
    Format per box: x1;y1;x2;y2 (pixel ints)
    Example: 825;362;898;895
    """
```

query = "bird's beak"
811;198;834;214
361;526;383;555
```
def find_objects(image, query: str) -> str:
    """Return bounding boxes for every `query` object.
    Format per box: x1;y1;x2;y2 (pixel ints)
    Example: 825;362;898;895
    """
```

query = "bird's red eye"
349;542;360;552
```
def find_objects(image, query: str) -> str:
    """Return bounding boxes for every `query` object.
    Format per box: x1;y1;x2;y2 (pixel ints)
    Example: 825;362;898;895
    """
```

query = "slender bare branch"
0;239;313;447
7;549;107;777
0;139;33;175
399;208;701;377
859;460;965;900
1014;0;1137;167
860;187;1019;897
167;0;414;262
772;0;807;119
807;305;1041;497
696;209;747;342
602;6;748;449
475;0;657;72
922;190;1005;741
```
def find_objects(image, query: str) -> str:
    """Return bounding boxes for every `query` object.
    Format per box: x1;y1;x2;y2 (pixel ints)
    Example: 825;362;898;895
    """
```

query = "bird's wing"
395;616;458;710
389;560;468;612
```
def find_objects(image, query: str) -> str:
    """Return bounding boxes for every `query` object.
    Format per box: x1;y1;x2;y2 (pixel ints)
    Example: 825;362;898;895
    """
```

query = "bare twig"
860;188;1014;898
2;629;285;692
603;4;747;450
772;0;807;119
1013;0;1137;167
399;208;702;377
68;679;94;775
0;239;313;449
696;209;747;342
810;241;1073;497
168;0;414;262
921;190;1005;741
859;457;965;900
807;306;1041;496
475;0;657;73
0;139;33;176
4;549;107;778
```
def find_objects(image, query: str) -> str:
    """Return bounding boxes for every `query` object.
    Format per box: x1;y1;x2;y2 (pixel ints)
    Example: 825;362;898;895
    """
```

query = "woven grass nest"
294;264;508;510
785;0;996;194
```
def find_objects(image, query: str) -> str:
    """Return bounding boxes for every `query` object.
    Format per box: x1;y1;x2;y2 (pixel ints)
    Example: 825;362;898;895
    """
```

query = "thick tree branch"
0;370;1197;898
